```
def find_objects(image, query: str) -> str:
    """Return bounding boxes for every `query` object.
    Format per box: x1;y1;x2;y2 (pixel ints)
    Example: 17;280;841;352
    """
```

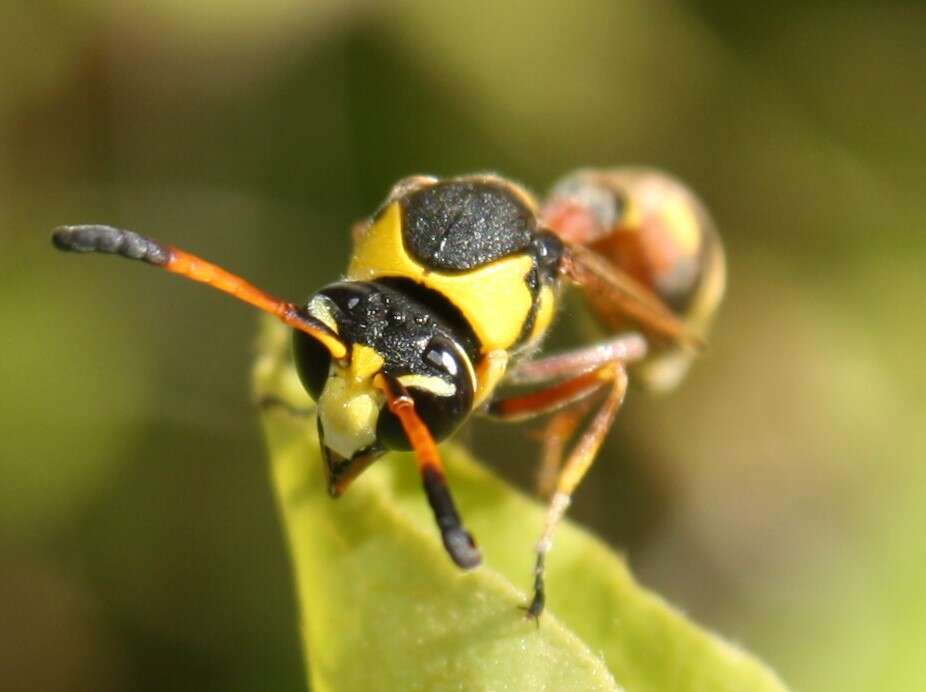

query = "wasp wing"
562;243;704;350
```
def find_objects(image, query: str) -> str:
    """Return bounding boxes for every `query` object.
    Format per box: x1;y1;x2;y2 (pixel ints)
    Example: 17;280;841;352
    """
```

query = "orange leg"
375;375;482;570
51;224;346;359
535;401;593;499
488;363;616;421
489;336;647;498
526;364;628;618
486;351;632;618
489;367;608;499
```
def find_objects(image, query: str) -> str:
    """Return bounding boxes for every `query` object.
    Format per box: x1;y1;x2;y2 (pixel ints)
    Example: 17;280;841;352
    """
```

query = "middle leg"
526;364;629;618
534;401;594;499
488;334;647;498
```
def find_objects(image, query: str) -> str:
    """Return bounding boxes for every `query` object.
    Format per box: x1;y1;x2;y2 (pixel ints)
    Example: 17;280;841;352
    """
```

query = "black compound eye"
292;330;332;401
424;335;461;378
377;336;474;452
376;406;409;452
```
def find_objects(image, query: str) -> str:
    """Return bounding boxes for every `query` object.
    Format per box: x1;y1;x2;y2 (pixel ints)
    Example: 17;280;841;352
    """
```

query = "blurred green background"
2;1;924;690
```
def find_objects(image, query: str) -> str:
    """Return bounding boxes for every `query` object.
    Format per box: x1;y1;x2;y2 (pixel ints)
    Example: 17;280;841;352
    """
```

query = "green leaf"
254;318;788;692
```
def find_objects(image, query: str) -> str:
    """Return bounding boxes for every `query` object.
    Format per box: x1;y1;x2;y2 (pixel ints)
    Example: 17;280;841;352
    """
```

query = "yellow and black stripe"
347;176;562;404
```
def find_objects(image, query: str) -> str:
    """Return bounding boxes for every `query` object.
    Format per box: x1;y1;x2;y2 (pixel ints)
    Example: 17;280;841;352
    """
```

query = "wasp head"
292;281;476;496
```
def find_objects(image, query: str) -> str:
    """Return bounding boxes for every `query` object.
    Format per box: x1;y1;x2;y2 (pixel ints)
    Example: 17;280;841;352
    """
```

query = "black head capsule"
293;281;476;496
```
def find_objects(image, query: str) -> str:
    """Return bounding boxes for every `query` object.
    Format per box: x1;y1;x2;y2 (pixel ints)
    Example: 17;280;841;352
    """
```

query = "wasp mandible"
52;168;724;618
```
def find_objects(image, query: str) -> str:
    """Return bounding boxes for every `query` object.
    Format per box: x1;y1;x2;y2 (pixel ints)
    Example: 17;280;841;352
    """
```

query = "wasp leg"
374;375;482;570
526;364;628;619
487;362;615;421
488;373;604;497
506;333;647;386
486;355;630;619
490;335;646;497
535;402;593;499
51;225;346;359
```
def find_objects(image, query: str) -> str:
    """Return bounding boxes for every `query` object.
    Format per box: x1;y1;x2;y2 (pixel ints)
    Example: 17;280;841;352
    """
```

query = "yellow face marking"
307;295;339;334
310;330;347;361
349;344;385;383
348;202;535;353
317;377;382;459
396;374;456;397
296;295;345;359
473;350;509;408
316;344;386;459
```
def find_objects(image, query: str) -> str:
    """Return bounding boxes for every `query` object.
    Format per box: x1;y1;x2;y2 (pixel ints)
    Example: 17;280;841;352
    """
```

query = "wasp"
51;169;724;618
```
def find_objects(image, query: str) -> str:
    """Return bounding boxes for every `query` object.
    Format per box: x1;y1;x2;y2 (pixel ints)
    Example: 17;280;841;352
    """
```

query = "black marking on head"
307;281;476;445
376;331;473;448
400;180;537;272
375;277;481;362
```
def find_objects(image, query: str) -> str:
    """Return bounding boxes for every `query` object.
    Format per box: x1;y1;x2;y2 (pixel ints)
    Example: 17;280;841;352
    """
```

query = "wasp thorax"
292;281;476;493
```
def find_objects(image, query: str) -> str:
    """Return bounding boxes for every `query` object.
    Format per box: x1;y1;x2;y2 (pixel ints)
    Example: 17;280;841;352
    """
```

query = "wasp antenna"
52;225;170;265
51;224;347;359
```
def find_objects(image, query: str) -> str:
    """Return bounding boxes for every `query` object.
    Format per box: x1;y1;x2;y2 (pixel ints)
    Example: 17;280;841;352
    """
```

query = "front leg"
374;374;482;570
